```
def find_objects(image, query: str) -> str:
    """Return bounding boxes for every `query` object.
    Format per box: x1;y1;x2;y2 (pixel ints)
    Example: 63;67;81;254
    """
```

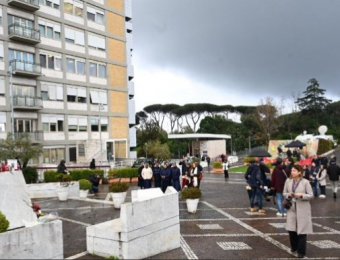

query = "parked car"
132;158;154;168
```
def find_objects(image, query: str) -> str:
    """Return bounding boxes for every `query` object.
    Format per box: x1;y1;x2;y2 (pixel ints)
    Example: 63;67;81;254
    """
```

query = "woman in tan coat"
283;165;313;259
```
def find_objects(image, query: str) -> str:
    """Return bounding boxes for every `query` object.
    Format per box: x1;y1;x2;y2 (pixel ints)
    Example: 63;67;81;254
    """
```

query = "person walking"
160;162;171;192
222;160;229;179
271;158;289;217
142;163;153;189
206;156;211;170
283;165;313;259
137;162;145;189
309;161;319;197
246;160;265;214
317;164;327;198
171;162;181;191
191;162;203;188
179;157;187;187
57;159;68;174
153;162;162;188
89;159;96;170
327;157;340;199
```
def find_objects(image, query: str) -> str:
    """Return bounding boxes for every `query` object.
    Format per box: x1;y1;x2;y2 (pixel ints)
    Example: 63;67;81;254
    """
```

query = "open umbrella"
247;149;272;157
285;140;306;148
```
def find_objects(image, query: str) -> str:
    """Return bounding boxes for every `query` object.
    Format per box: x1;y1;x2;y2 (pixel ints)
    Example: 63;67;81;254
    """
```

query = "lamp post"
99;103;104;162
248;135;251;152
230;135;233;155
8;64;15;139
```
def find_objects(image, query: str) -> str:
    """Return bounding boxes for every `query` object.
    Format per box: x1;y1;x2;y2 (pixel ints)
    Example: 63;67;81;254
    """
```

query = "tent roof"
168;133;231;140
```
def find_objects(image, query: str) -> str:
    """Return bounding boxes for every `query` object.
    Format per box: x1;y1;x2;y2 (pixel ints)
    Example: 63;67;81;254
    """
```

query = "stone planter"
79;190;89;199
26;182;79;199
109;178;131;183
213;168;223;173
0;220;63;259
111;192;127;209
57;186;69;201
186;198;199;213
131;177;138;183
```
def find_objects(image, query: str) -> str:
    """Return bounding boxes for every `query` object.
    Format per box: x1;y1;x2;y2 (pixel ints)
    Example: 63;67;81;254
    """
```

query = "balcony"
8;23;40;44
14;131;43;143
13;96;43;110
10;60;42;77
8;0;40;12
128;81;135;97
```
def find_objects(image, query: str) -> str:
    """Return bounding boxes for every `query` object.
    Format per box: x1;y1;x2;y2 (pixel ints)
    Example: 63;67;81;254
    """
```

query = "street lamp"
99;103;104;162
8;64;15;139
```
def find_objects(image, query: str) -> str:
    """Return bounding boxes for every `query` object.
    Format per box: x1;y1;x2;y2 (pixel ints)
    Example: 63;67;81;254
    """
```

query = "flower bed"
108;168;138;183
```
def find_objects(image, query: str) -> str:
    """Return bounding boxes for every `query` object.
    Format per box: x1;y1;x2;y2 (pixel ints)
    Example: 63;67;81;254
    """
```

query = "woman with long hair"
283;165;313;258
317;164;327;198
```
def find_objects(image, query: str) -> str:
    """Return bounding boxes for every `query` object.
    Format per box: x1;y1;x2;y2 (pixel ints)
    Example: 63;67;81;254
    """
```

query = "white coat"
142;167;153;180
317;169;327;186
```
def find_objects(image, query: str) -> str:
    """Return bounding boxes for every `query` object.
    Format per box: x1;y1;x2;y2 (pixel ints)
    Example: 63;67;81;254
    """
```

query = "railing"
13;96;42;108
8;0;39;7
8;23;40;41
10;59;42;74
14;131;43;142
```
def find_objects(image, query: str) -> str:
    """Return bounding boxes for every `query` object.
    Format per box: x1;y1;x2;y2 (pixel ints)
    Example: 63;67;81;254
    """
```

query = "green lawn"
229;165;248;173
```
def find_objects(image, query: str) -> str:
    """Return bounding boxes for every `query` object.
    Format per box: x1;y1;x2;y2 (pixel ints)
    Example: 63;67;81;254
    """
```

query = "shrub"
182;187;202;200
22;167;38;184
44;171;59;183
109;182;129;193
213;162;222;169
317;139;333;155
108;168;138;179
0;211;10;233
69;169;104;181
79;179;92;190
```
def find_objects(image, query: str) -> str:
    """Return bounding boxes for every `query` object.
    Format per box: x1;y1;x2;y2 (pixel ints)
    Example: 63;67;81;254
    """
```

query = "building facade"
0;0;136;165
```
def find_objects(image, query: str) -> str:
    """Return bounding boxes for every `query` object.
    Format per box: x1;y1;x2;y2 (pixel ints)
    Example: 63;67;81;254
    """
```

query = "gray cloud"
132;0;340;107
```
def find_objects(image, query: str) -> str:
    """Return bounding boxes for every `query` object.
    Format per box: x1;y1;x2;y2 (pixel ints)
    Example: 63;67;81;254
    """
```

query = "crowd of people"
245;154;340;258
137;157;204;192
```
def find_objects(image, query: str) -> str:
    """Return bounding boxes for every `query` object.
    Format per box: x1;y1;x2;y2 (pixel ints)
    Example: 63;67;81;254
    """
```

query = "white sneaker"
283;213;287;217
276;212;283;217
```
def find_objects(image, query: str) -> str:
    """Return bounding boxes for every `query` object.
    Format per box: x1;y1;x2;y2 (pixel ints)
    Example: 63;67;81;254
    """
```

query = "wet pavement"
33;171;340;259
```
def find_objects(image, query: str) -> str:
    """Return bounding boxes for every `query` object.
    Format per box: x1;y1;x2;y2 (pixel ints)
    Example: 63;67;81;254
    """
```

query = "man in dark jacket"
89;174;100;194
179;157;187;176
153;162;162;188
171;162;181;191
327;158;340;198
271;158;289;216
245;160;265;213
57;160;67;174
90;159;96;170
160;162;171;193
287;149;292;158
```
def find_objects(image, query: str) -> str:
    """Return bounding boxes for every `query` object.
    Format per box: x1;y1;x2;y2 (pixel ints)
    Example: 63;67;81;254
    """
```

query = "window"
8;15;33;28
68;116;87;132
87;6;104;24
43;148;65;164
0;113;5;132
42;115;64;132
66;57;85;75
89;62;106;78
40;52;62;70
67;86;86;103
39;19;61;40
14;119;36;133
9;49;34;63
0;77;4;96
41;83;63;101
64;0;83;17
39;0;60;10
65;27;84;46
13;85;35;97
89;90;107;105
88;34;106;51
91;118;107;132
0;42;3;62
0;8;3;27
78;144;85;156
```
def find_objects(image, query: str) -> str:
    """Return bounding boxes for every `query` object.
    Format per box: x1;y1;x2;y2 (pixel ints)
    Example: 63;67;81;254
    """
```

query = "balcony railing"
13;96;42;108
14;131;43;142
10;60;42;76
8;23;40;43
7;0;40;11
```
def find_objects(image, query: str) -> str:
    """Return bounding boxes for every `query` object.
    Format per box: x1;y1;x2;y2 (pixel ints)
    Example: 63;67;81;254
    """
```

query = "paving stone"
308;240;340;249
217;242;252;250
197;224;223;230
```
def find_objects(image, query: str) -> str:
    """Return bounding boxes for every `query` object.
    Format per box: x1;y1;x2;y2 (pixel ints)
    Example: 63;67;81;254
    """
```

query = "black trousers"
289;231;307;256
224;170;229;178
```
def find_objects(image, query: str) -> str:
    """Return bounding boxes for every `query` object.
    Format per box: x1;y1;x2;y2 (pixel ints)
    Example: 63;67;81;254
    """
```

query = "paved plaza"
34;171;340;259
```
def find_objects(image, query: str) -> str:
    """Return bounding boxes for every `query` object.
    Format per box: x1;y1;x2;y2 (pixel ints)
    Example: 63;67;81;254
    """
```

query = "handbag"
198;172;203;180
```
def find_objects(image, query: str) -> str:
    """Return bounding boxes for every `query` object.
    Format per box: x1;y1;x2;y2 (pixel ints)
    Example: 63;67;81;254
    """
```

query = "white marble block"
27;182;80;199
0;220;64;259
87;187;180;259
0;171;37;229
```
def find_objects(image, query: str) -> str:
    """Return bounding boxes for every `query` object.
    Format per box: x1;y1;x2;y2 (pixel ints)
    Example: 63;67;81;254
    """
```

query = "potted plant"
56;174;73;201
79;179;92;199
0;211;10;233
182;187;202;213
212;161;223;173
109;181;129;209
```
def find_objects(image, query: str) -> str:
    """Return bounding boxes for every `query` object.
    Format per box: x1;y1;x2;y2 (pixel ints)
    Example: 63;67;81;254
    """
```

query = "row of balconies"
8;0;40;12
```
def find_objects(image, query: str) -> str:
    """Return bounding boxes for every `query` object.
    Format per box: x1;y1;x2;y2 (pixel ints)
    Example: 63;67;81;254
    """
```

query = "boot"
334;192;337;199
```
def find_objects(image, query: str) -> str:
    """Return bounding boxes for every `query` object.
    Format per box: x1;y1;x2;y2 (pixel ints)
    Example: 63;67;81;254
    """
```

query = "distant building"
0;0;136;165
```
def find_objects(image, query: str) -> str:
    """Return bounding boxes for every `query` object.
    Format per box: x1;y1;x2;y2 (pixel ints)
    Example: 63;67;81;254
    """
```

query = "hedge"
23;167;38;184
0;211;10;233
108;168;138;179
69;169;104;180
44;171;73;183
317;139;333;155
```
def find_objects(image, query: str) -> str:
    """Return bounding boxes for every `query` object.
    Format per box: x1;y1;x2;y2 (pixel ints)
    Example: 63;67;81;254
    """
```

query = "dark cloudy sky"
132;0;340;113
